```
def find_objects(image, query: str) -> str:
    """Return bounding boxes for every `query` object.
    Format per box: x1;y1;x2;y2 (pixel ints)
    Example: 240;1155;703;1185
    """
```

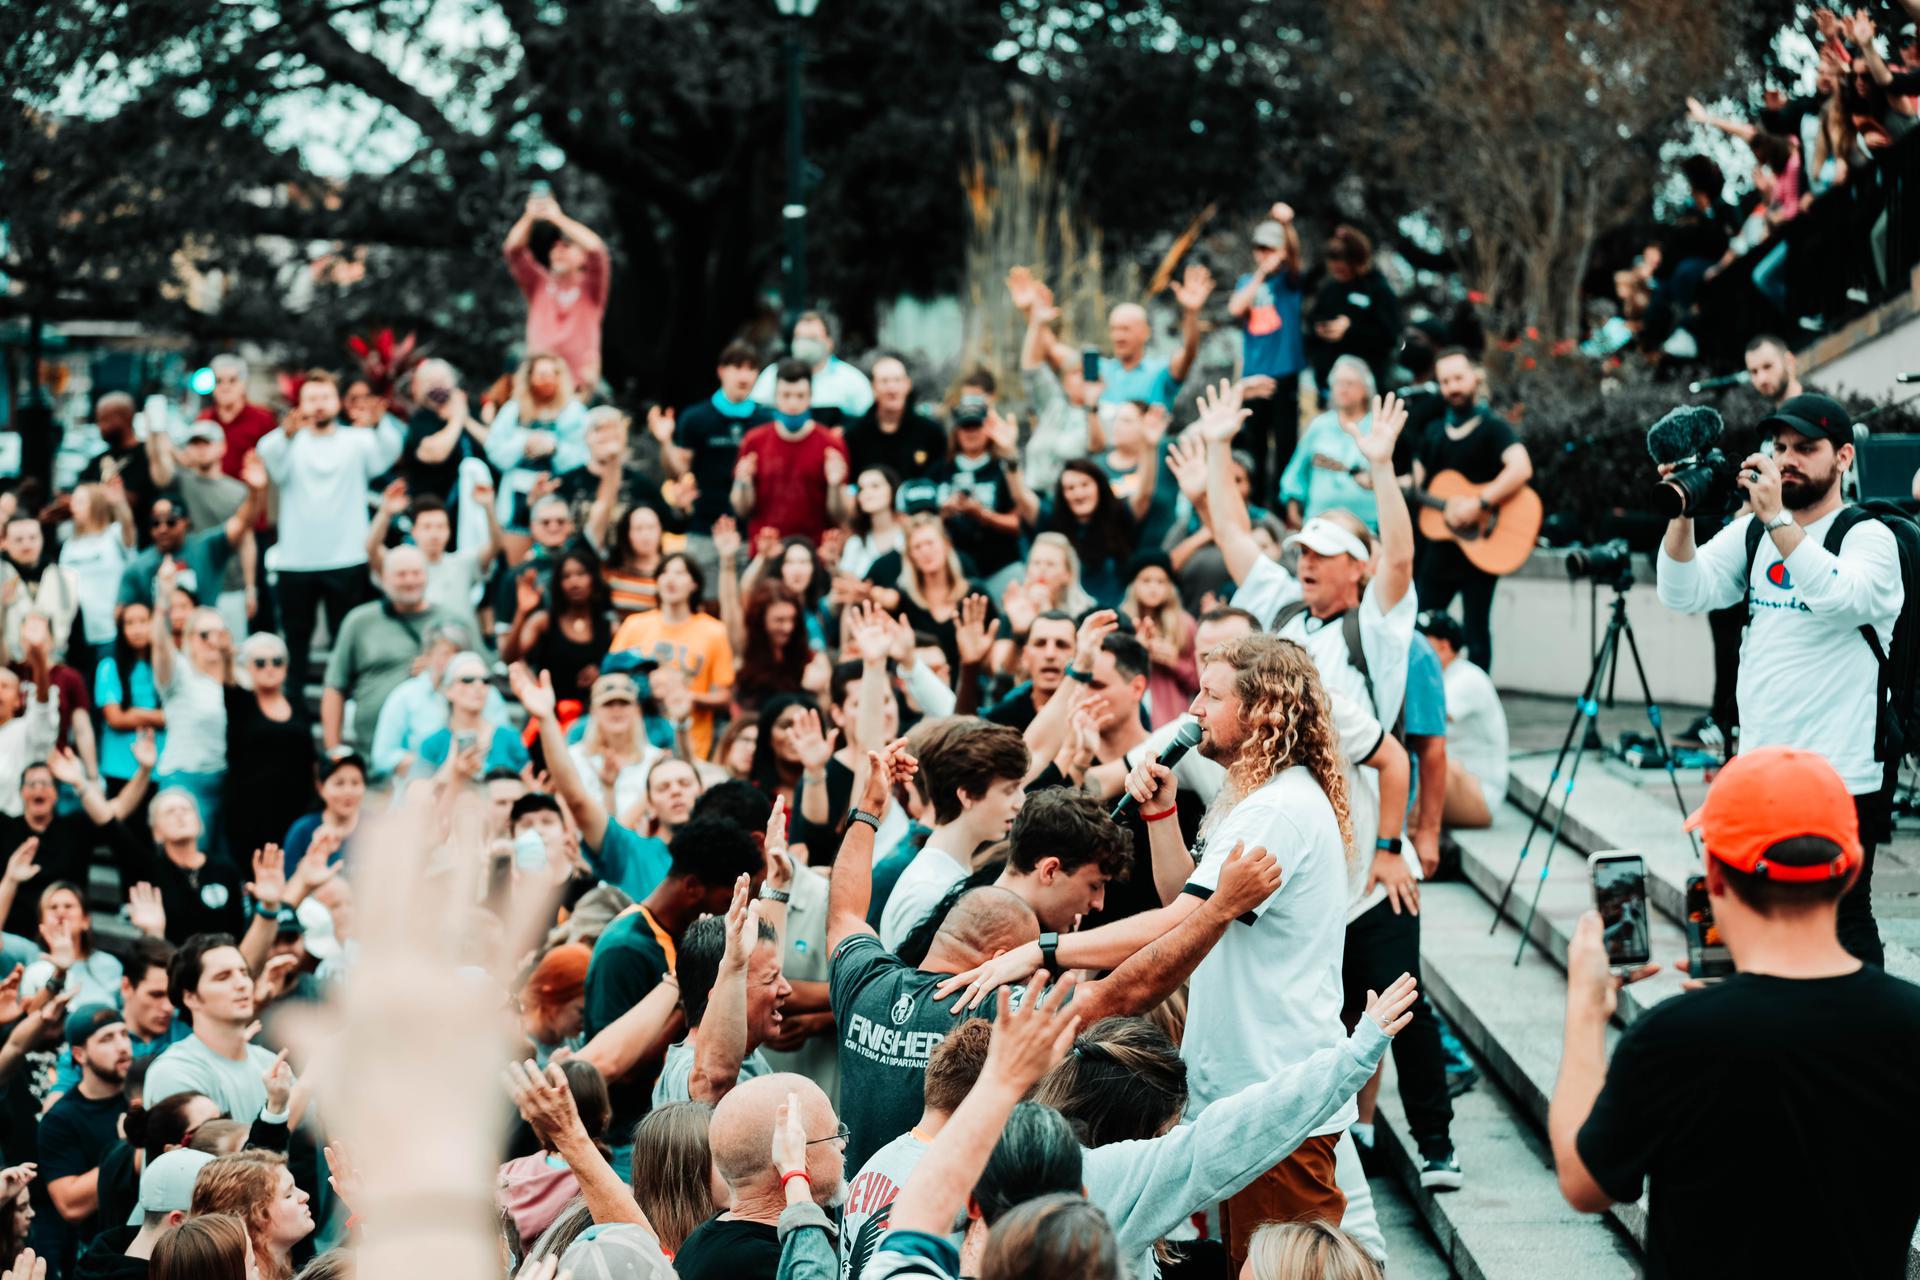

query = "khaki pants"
1219;1131;1346;1271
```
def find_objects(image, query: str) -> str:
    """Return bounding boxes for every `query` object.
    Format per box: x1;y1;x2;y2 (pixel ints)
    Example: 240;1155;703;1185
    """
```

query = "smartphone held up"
1589;851;1651;970
1684;874;1735;982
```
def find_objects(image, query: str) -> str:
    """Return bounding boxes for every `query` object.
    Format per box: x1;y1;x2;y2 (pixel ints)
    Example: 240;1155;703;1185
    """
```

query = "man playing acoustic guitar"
1410;349;1534;672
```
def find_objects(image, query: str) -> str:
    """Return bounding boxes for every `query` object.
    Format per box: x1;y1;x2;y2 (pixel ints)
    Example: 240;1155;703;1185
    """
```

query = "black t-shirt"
399;407;489;506
982;683;1040;733
673;1216;780;1280
1576;967;1920;1280
1082;777;1205;929
928;457;1021;577
584;908;675;1137
861;552;1000;680
1394;384;1445;478
79;446;158;543
123;848;247;944
39;1089;128;1237
675;399;772;528
0;813;137;938
829;933;1005;1173
844;411;948;482
1417;410;1521;486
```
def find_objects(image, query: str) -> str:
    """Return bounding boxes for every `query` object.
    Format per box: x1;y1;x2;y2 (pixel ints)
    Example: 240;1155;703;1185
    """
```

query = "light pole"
774;0;820;331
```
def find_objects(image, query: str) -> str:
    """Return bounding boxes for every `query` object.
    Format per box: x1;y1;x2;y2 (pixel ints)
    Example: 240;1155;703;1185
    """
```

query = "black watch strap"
847;807;882;832
1038;931;1061;973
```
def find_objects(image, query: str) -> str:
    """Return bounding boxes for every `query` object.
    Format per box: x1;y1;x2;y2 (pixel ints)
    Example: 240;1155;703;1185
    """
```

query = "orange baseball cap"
1683;746;1861;882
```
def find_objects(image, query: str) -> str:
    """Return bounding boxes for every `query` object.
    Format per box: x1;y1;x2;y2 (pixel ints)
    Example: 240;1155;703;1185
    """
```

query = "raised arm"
506;1060;652;1229
511;663;611;851
1686;96;1756;142
826;742;916;953
1167;264;1215;385
1022;610;1114;783
1343;392;1413;610
149;562;179;690
575;978;683;1085
688;879;757;1104
365;479;407;576
1194;380;1264;584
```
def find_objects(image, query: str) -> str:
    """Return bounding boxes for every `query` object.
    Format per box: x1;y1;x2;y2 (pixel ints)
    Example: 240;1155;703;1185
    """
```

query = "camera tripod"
1488;575;1700;964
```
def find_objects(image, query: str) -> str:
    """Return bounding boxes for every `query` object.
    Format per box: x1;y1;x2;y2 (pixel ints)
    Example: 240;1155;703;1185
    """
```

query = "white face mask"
791;336;830;366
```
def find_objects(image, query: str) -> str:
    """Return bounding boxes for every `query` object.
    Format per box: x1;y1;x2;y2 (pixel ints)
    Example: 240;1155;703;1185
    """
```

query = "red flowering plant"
346;329;422;408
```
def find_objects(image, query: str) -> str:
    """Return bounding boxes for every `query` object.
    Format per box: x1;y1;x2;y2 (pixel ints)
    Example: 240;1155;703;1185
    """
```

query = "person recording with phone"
1549;747;1920;1279
1654;393;1903;966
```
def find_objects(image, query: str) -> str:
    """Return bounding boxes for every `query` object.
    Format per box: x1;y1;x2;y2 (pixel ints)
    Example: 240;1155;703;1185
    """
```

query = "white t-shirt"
1229;555;1418;728
650;1040;774;1109
1442;656;1509;808
256;422;402;572
1180;766;1352;1132
751;357;875;418
158;660;228;775
879;846;970;951
840;1129;930;1280
61;526;131;646
1657;507;1903;793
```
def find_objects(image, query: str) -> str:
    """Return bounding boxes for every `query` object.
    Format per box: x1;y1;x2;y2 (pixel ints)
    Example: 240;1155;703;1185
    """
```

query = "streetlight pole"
774;0;819;331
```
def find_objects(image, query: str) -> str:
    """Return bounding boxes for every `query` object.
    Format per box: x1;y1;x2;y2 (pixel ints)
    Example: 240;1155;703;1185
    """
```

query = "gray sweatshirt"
1086;1017;1392;1279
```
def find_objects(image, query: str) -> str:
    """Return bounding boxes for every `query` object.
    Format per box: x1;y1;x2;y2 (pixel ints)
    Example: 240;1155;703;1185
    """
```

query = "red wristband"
781;1170;812;1191
1143;806;1178;822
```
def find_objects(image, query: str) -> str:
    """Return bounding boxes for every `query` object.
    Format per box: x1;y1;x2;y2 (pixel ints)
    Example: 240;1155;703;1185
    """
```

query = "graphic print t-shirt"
828;933;1005;1173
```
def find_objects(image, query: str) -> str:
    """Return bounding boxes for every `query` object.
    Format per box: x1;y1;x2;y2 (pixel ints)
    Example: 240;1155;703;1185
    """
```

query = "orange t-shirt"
610;610;734;760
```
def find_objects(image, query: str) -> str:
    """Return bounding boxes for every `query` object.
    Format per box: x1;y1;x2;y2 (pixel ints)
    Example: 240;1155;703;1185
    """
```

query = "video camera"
1646;405;1744;520
1566;538;1633;587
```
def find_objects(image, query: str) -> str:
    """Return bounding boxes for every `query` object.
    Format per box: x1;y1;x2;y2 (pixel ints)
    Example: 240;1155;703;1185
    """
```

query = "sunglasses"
250;656;287;669
151;513;187;527
450;673;486;685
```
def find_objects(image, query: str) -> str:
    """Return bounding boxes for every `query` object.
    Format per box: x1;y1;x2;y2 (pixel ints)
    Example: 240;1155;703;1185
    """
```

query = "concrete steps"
1376;752;1920;1278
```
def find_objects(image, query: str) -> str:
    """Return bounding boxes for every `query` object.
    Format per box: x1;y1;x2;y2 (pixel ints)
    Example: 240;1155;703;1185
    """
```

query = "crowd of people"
1608;3;1919;358
2;122;1913;1280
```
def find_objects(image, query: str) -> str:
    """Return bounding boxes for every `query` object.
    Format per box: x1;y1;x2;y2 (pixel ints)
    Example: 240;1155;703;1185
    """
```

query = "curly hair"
1202;634;1354;859
191;1151;297;1280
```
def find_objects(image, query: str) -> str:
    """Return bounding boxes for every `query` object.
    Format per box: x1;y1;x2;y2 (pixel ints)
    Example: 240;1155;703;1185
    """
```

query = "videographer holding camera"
1654;393;1904;966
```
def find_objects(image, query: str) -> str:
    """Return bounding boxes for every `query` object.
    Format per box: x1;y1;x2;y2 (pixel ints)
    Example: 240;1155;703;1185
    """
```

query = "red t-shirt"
738;422;849;546
199;402;279;478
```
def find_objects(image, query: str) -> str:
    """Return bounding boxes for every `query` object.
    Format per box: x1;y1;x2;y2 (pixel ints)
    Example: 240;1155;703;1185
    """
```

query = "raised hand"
127;882;167;938
824;448;849;487
41;921;76;973
247;844;288;909
1365;973;1420;1036
515;567;544;618
130;728;158;773
5;839;40;886
770;1090;810;1183
322;1143;362;1219
1345;391;1408;467
508;663;558;721
261;1048;295;1114
1212;841;1282;917
1269;201;1295;225
1005;265;1041;314
1073;608;1120;672
255;954;300;1006
1171;262;1216;312
734;452;759;485
45;747;85;788
503;1059;587;1146
858;739;917;814
882;609;916;666
719;876;758;966
1685;95;1709;124
987;407;1020;458
983;968;1081;1092
711;514;742;560
790;707;838;775
0;1164;36;1206
0;966;24;1025
4;1247;45;1280
379;478;410;515
849;602;891;665
954;594;1000;668
646;404;676;446
1166;433;1208;503
764;796;794;892
1193;378;1249;445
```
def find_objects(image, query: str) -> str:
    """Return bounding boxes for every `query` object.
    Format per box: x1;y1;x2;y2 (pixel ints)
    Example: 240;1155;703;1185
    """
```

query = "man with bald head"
843;353;946;481
673;1072;846;1279
321;543;461;758
826;741;1285;1172
1079;264;1214;417
77;390;160;537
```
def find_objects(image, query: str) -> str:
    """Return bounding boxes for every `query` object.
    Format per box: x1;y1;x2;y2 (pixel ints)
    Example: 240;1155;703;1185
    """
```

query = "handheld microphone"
1687;371;1750;394
1112;720;1203;822
1897;373;1920;384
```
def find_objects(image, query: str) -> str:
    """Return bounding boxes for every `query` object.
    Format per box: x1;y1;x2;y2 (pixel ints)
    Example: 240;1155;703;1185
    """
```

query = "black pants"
1706;603;1745;733
277;566;368;700
1841;789;1888;968
1342;896;1453;1158
1240;375;1301;506
1417;544;1497;672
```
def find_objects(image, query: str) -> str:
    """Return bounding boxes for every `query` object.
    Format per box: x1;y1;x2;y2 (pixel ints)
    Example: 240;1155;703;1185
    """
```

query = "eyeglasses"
806;1122;851;1148
194;629;223;642
151;513;187;527
450;674;485;685
250;656;287;669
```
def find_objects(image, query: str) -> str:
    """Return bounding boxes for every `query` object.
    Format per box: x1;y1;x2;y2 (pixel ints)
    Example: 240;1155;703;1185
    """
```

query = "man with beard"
321;546;461;759
1658;393;1903;966
981;612;1078;733
38;1005;135;1265
1410;349;1533;672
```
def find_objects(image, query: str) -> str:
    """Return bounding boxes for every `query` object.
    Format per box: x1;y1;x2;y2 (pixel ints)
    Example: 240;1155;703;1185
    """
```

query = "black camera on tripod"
1566;538;1634;586
1646;405;1745;520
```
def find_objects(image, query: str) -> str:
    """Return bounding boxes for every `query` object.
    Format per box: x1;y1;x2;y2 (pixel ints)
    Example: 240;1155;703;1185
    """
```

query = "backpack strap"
1272;600;1379;720
1743;518;1765;578
1823;506;1889;667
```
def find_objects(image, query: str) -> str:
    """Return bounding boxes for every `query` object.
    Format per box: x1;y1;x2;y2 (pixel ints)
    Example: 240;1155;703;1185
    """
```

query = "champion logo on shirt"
1766;560;1793;590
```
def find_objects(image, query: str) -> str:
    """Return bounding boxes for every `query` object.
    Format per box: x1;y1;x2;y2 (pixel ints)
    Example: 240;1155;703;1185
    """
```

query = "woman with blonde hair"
1120;550;1197;726
630;1099;725;1255
486;352;588;539
1242;1220;1381;1280
152;560;232;854
190;1151;315;1280
150;1212;259;1280
867;515;1001;675
59;480;134;654
1001;531;1094;637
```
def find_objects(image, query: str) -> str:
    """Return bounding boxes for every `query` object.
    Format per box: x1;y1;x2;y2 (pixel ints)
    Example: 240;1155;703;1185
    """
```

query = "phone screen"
1081;348;1102;384
1592;854;1651;967
1684;874;1734;980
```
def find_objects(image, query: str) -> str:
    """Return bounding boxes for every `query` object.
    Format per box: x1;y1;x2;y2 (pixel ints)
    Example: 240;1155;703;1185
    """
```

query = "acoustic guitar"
1308;453;1543;576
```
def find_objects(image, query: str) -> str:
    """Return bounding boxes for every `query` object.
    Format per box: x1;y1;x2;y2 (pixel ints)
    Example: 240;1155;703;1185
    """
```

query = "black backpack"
1272;600;1406;737
1743;501;1920;782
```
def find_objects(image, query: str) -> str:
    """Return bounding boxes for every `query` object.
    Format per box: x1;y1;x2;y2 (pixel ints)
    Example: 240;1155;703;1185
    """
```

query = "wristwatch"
1037;931;1060;973
1763;511;1794;532
847;807;882;832
757;885;791;904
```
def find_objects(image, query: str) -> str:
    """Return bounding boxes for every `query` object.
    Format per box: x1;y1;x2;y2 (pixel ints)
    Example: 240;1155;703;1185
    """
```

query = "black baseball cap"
1759;393;1853;451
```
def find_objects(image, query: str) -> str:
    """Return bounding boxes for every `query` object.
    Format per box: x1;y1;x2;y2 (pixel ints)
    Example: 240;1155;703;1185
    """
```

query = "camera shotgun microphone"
1897;373;1920;384
1687;370;1751;394
1111;720;1204;822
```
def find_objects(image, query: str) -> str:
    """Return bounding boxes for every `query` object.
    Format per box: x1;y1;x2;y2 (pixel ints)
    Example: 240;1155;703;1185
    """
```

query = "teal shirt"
1278;411;1379;528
